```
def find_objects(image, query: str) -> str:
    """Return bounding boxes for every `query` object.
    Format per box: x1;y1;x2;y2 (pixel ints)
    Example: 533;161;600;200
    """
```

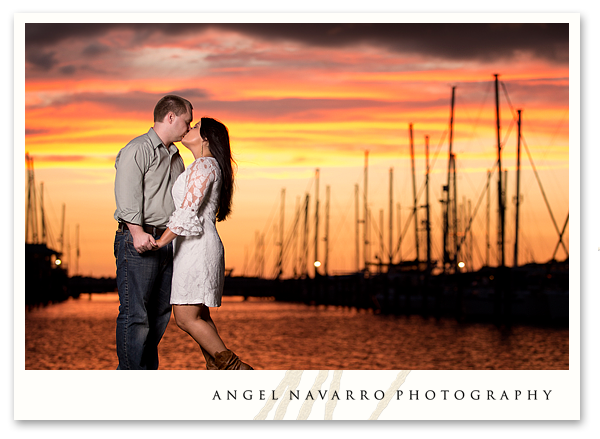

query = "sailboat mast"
40;182;46;244
363;150;369;271
355;184;360;272
409;123;419;262
444;87;456;270
514;109;522;267
495;74;505;267
277;188;285;278
425;135;431;267
397;202;402;262
314;168;320;275
26;154;39;244
294;196;300;276
60;204;66;254
254;231;260;277
324;185;330;276
468;199;473;271
389;167;393;264
452;153;458;267
303;194;310;276
75;224;80;276
379;209;384;271
65;225;71;276
486;170;491;266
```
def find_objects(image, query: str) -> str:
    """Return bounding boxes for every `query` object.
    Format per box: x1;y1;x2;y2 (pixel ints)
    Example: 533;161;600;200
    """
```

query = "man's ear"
166;111;175;124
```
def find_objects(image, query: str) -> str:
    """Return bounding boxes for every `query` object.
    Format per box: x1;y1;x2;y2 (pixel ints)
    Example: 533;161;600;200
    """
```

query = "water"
25;293;568;370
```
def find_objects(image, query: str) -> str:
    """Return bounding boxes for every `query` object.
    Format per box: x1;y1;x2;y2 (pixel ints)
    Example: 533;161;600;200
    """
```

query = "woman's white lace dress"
167;157;224;306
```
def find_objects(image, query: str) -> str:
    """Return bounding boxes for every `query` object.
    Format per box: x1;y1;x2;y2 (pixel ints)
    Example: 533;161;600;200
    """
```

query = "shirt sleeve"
167;159;216;236
114;144;150;225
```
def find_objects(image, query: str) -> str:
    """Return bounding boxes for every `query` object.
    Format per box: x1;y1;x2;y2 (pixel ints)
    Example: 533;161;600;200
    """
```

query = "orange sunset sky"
23;22;570;279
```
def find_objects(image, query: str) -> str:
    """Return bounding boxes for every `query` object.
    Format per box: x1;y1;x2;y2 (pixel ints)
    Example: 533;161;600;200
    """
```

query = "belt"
118;222;167;236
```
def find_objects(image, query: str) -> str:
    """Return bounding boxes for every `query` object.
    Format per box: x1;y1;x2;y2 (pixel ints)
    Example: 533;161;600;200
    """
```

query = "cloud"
499;78;569;106
34;154;87;162
26;23;118;47
82;42;111;57
25;22;569;69
26;89;210;113
59;65;77;75
26;82;442;121
26;128;54;136
24;23;207;72
190;96;452;122
24;23;202;48
212;23;569;64
26;49;59;70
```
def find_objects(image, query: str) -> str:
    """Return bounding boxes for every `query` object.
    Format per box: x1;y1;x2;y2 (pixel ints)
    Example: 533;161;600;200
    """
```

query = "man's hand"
127;224;157;253
133;233;157;253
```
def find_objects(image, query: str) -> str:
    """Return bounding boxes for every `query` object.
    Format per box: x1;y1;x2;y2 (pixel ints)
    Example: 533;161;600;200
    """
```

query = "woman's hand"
151;228;178;250
151;238;164;251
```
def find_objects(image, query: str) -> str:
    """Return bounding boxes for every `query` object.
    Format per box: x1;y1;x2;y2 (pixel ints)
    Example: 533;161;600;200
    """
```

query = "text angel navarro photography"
212;389;553;402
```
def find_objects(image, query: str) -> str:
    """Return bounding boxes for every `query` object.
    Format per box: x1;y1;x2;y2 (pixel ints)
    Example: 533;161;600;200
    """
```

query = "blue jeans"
114;228;173;370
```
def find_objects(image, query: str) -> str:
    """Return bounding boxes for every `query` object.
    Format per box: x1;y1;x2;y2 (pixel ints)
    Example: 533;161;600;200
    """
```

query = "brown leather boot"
201;346;218;370
214;350;253;370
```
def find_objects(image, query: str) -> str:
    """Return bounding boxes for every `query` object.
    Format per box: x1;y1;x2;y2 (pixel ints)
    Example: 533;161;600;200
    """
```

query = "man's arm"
115;143;154;253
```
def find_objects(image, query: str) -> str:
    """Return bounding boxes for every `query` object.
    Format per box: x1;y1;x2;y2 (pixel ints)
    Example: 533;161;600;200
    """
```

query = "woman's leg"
198;305;219;369
200;305;218;334
173;304;227;357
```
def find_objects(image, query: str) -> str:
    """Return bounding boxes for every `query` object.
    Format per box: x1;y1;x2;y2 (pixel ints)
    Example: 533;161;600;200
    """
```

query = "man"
113;95;193;369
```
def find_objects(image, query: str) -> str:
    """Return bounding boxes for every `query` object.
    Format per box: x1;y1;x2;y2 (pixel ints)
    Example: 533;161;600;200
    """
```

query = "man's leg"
145;240;174;369
115;229;160;370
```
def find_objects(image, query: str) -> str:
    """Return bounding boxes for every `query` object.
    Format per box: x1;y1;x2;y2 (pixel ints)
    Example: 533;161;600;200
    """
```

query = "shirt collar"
147;128;165;149
148;128;179;155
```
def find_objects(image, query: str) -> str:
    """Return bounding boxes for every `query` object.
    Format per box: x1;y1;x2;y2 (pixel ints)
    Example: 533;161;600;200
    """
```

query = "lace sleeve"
167;159;217;236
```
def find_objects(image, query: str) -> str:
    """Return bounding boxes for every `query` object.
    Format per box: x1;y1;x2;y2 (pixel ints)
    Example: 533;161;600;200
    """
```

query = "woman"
153;117;253;370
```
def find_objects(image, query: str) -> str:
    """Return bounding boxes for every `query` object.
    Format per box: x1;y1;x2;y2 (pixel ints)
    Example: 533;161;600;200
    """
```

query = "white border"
5;8;580;424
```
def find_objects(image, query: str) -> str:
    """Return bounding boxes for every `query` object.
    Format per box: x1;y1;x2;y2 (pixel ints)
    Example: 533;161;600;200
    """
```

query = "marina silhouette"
25;75;568;327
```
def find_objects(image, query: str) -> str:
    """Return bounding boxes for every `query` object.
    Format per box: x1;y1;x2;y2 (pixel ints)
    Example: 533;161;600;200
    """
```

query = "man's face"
172;108;193;142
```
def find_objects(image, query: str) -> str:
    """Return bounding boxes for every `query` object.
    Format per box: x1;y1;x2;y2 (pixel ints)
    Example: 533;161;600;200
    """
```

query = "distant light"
458;261;465;268
314;261;322;268
55;259;62;266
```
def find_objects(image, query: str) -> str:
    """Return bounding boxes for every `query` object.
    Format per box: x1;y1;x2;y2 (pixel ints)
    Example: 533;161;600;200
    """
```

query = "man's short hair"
153;95;193;122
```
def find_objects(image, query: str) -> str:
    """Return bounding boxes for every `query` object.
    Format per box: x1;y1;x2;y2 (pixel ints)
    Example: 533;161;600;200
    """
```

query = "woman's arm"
153;160;216;251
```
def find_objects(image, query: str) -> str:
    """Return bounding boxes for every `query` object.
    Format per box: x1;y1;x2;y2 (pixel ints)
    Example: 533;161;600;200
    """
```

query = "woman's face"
182;121;205;148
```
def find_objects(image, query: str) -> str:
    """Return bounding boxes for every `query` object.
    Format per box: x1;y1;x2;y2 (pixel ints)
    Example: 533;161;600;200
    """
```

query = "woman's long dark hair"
200;117;236;221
